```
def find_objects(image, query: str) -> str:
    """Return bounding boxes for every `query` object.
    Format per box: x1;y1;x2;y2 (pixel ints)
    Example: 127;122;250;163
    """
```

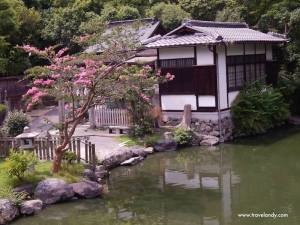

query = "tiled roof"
85;18;160;53
190;26;286;43
146;34;217;48
145;20;287;48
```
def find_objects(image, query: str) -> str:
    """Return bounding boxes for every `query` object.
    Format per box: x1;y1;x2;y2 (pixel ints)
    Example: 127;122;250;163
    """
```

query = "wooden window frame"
227;54;266;92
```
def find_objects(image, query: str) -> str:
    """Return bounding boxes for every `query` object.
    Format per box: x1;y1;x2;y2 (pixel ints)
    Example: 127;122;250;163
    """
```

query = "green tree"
147;3;190;30
178;0;225;21
41;5;97;45
216;0;246;22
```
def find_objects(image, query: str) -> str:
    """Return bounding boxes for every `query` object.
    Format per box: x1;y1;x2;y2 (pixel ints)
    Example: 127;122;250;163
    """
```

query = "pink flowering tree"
21;44;133;173
20;44;174;172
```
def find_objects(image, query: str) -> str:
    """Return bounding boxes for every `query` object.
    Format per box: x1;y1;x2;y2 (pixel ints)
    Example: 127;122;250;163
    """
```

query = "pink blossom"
165;73;175;81
140;93;150;102
26;103;33;111
20;45;41;55
43;79;55;86
33;79;44;86
78;35;90;43
84;59;96;68
31;91;47;103
56;47;69;58
24;87;40;97
51;74;61;79
74;78;92;86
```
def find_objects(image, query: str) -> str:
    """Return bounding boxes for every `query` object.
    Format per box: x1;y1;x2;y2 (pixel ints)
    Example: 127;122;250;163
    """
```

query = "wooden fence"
0;138;17;158
91;105;131;127
34;138;97;166
0;137;97;167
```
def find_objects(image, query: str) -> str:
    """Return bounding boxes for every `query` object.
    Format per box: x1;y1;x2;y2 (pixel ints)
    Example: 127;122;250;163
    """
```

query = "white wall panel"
228;91;239;106
198;95;216;107
216;45;228;109
227;44;243;56
159;47;194;59
161;95;197;110
196;46;214;65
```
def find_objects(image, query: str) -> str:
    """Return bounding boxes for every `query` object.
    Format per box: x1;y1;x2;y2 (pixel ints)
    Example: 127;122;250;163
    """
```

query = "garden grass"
0;160;84;193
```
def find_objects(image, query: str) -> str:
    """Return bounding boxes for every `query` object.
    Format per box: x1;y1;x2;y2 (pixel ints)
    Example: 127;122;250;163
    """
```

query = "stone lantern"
15;126;39;150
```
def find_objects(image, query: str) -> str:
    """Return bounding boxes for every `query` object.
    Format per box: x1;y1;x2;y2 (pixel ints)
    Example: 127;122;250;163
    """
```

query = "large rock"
13;184;35;197
154;140;177;152
20;200;43;215
71;180;102;199
83;169;97;182
0;199;19;224
200;137;219;146
102;147;148;169
120;156;144;166
34;178;74;205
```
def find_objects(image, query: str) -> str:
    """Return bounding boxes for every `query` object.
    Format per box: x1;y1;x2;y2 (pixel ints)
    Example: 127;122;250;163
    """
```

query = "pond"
12;127;300;225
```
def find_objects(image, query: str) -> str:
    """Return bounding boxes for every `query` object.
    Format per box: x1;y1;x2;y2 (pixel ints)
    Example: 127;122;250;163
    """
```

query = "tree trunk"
177;104;192;129
52;149;64;173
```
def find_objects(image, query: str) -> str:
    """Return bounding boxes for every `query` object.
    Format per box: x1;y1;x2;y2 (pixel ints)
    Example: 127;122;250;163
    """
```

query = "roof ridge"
184;20;249;28
108;18;157;25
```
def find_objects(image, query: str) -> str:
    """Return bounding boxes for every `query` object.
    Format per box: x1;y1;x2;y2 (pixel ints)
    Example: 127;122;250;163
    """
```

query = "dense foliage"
2;111;29;137
232;83;290;136
173;128;193;146
0;0;299;104
4;150;37;180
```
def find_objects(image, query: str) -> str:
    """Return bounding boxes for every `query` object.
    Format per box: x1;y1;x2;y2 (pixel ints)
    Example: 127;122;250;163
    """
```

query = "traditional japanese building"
145;20;287;120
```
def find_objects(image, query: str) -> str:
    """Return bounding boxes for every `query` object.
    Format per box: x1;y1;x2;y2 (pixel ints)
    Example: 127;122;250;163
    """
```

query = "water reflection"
12;128;300;225
107;147;240;225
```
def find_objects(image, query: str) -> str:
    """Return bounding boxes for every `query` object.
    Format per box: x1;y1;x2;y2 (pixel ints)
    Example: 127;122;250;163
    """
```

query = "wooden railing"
90;105;131;128
0;138;17;158
0;137;97;167
34;137;97;166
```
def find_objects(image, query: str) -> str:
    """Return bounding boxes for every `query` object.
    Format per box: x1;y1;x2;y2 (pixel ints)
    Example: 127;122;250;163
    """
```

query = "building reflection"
159;148;240;225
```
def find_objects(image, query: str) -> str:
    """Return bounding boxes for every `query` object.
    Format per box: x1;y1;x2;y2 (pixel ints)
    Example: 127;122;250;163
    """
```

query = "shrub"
0;186;27;205
0;103;7;125
4;150;37;181
173;128;193;146
232;82;290;136
63;151;77;165
144;134;160;147
130;119;154;138
2;111;29;137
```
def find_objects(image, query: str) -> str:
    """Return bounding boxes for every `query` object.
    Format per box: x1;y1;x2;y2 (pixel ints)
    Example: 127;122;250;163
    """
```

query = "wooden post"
92;144;96;170
89;106;96;129
46;139;50;160
76;139;81;163
38;140;42;160
85;140;88;163
177;104;192;129
88;142;92;164
50;139;54;160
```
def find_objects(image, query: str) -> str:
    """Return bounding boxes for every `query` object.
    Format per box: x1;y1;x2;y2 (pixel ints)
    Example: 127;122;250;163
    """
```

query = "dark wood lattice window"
159;58;195;68
227;54;266;91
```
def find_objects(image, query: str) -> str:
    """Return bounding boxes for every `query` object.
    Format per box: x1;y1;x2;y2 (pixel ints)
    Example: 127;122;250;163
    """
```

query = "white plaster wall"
266;44;273;61
198;95;216;107
161;95;197;110
228;91;239;106
227;44;243;56
216;45;228;109
159;47;194;59
196;46;214;65
162;109;231;121
245;43;255;55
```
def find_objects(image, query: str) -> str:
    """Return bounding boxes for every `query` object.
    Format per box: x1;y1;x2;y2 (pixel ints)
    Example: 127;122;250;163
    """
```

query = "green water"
12;127;300;225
